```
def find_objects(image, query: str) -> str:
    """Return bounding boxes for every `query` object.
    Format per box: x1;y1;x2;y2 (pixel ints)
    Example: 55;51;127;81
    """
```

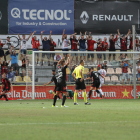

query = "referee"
72;60;91;105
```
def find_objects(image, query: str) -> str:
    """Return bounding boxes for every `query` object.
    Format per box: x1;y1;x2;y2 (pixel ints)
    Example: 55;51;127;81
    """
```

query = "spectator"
136;61;140;81
136;37;140;56
118;53;128;61
4;36;14;61
10;46;21;72
7;66;16;82
78;31;87;61
121;59;132;84
109;34;118;62
129;29;133;50
0;38;5;59
18;32;32;60
117;29;129;53
87;32;96;65
101;61;107;71
70;33;78;64
102;37;109;60
32;31;40;65
50;38;56;60
0;58;11;75
69;64;77;82
97;39;102;64
41;30;52;66
54;54;62;70
62;29;69;58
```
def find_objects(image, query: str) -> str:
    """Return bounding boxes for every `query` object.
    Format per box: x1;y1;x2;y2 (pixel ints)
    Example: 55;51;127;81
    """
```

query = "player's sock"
53;95;57;106
96;90;102;98
74;92;77;103
62;95;66;106
83;92;87;103
99;89;103;97
89;90;92;99
58;95;60;99
3;95;8;101
53;92;55;98
0;95;3;99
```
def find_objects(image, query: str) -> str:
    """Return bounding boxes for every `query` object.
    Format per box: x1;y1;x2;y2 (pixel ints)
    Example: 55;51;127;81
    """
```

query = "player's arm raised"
66;55;70;66
57;57;65;66
27;32;32;41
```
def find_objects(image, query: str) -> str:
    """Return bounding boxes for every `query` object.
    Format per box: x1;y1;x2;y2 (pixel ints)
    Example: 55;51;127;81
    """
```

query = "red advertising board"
0;85;139;100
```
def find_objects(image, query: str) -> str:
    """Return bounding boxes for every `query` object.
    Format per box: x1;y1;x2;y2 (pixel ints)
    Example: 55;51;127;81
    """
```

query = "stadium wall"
1;85;139;100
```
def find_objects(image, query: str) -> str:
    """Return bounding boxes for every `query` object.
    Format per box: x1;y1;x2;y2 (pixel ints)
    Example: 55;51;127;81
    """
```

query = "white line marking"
0;121;140;126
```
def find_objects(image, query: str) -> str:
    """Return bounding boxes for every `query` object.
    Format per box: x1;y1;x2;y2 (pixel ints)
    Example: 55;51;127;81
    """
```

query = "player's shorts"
91;80;100;88
2;87;10;92
75;78;86;90
56;81;67;92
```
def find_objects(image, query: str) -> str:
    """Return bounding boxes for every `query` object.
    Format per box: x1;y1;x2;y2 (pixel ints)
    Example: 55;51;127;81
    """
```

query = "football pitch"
0;99;140;140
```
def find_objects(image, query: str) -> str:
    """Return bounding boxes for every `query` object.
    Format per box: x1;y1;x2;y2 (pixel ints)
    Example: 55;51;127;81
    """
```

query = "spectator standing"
118;53;128;61
78;31;87;61
50;38;56;60
101;61;107;71
70;33;78;64
62;29;69;58
136;37;140;55
102;37;109;60
4;37;14;61
87;32;96;65
53;54;62;70
0;58;11;75
10;46;21;72
109;34;118;62
136;61;140;81
18;32;32;61
129;29;133;50
41;30;52;66
117;29;129;53
7;66;16;82
0;38;5;59
32;31;40;65
96;39;102;64
121;59;132;84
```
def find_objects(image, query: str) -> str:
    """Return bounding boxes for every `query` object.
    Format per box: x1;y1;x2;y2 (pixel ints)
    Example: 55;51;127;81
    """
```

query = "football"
49;90;53;94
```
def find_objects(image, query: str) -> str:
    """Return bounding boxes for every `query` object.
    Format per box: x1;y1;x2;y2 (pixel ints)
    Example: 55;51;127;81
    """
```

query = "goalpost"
29;25;138;100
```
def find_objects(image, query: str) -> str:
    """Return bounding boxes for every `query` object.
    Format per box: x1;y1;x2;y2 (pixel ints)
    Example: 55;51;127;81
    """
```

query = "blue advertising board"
9;0;74;34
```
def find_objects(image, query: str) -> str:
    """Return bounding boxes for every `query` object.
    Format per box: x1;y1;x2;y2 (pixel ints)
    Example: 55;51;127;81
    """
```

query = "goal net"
25;50;140;100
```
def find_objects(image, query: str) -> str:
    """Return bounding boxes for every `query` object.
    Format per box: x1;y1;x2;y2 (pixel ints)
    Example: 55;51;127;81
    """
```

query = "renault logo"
80;11;89;24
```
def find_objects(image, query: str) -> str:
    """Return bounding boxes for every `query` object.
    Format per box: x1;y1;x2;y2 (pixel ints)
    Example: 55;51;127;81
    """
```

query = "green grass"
0;99;140;140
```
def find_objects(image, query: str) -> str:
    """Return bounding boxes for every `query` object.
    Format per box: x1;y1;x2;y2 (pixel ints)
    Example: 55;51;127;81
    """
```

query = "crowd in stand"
0;28;140;83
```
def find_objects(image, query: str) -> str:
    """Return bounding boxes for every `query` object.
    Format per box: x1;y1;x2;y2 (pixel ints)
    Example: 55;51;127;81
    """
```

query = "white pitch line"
0;121;140;126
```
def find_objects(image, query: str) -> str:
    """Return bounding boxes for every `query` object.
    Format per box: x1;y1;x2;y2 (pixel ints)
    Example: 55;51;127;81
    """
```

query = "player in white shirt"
4;37;14;61
18;32;32;60
97;64;106;98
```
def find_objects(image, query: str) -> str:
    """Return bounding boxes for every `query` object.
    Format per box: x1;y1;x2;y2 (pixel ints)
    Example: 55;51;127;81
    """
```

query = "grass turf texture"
0;99;140;140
